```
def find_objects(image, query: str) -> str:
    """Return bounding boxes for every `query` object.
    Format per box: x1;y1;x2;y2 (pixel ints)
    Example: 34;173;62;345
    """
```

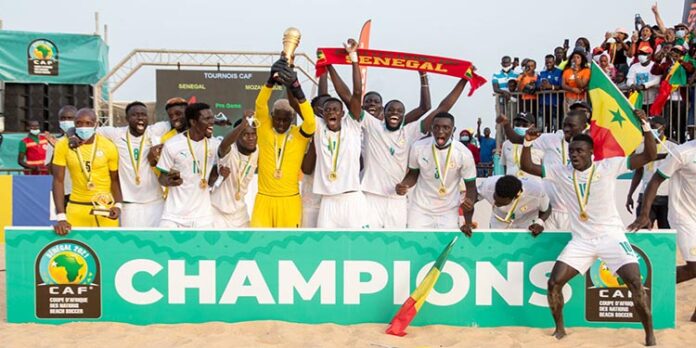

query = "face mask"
29;129;40;136
75;126;96;140
502;66;512;72
638;55;649;64
651;128;661;139
677;30;686;38
59;120;74;133
460;136;470;142
514;127;528;136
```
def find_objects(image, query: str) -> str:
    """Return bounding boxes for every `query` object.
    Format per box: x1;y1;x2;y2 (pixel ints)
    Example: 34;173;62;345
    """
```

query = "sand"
1;243;694;348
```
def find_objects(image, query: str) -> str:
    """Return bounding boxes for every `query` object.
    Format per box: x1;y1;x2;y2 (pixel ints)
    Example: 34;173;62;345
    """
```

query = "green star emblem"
610;109;625;127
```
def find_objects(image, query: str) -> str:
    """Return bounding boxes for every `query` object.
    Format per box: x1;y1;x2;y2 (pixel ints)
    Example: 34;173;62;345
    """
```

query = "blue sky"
0;0;683;130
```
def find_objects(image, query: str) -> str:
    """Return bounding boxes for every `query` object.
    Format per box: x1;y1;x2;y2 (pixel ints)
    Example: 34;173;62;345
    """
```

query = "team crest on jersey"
96;150;104;157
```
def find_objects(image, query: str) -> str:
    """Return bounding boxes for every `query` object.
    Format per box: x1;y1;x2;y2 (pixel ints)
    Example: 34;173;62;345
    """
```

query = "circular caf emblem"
28;39;57;61
38;244;96;285
589;245;649;288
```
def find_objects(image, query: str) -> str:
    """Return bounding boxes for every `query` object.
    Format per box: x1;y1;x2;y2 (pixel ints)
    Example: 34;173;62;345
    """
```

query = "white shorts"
545;210;570;231
121;200;164;228
408;205;459;230
675;223;696;262
159;216;213;229
302;205;320;228
211;205;250;229
557;234;638;274
365;192;407;229
317;191;370;229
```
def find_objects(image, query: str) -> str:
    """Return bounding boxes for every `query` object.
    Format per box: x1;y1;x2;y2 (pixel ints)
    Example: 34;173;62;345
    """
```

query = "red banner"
316;48;487;96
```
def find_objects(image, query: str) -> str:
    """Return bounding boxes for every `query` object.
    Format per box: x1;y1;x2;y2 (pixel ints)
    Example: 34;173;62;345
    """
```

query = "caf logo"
35;240;101;318
27;39;59;76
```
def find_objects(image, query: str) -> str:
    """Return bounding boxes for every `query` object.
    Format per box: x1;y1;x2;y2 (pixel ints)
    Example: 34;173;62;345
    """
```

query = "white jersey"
45;136;72;194
147;121;174;143
313;114;363;196
361;115;426;197
478;175;550;229
156;132;220;222
533;131;570;213
98;126;162;204
408;137;477;215
657;140;696;226
301;174;321;209
210;143;258;214
543;157;631;239
634;138;677;196
501;140;543;178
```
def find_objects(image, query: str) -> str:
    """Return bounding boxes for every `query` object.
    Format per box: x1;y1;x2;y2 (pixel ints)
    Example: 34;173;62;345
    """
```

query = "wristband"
113;202;123;210
56;213;67;221
641;121;651;132
523;139;534;147
531;218;545;227
349;52;358;63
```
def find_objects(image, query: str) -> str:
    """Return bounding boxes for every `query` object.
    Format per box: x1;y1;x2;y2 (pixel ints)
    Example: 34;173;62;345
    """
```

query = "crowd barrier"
5;227;675;328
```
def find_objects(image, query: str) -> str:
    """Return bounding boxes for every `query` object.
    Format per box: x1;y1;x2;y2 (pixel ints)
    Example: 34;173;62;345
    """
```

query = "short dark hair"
363;91;382;102
126;101;147;115
545;54;555;60
495;175;523;200
571;133;594;147
565;109;588;124
322;97;344;109
502;55;511;61
433;112;455;124
384;99;404;112
311;94;331;108
58;105;77;117
185;102;210;124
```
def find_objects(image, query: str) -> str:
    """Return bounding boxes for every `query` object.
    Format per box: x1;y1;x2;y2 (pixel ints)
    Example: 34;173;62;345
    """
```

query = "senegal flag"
588;61;643;160
649;60;687;116
385;236;458;337
628;90;643;109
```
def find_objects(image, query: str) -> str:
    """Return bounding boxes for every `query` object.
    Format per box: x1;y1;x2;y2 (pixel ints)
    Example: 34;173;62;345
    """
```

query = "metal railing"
494;87;696;143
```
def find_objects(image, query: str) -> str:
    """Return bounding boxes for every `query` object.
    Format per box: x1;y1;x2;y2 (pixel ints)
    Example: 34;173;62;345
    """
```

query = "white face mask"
502;66;512;73
29;129;40;136
514;127;528;136
75;126;96;140
59;120;74;133
638;55;649;64
677;30;686;38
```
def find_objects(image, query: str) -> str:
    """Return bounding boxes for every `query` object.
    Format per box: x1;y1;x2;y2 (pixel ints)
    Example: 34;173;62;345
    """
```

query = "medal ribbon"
186;131;208;183
572;163;596;216
236;155;253;194
493;192;523;224
431;143;453;190
328;131;341;174
74;136;98;185
274;131;289;174
126;131;146;182
561;140;568;165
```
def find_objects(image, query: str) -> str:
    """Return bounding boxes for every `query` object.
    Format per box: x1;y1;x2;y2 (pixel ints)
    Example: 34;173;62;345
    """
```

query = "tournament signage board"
5;228;676;328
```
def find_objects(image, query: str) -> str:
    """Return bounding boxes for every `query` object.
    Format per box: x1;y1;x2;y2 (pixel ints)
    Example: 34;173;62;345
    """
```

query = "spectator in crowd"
537;54;563;131
652;45;694;143
561;48;591;110
555;45;569;69
517;59;538;115
18;119;49;175
626;46;659;112
601;28;632;74
459;129;480;164
476;117;496;165
493;56;519;117
575;37;593;61
631;25;657;61
614;70;630;94
674;23;691;47
598;52;617;79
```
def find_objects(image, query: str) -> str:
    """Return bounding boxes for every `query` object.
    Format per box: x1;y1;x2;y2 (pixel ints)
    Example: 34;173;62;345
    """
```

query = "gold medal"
87;181;95;191
235;192;241;201
579;211;589;222
199;179;208;189
432;143;453;199
274;169;282;179
328;171;338;181
438;186;447;197
135;176;141;185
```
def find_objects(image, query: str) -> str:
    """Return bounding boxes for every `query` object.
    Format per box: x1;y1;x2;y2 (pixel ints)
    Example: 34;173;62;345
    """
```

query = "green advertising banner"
0;30;108;84
4;228;676;329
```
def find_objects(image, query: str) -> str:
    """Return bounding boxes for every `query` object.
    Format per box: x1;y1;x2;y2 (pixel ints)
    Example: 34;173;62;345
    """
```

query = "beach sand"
1;243;694;348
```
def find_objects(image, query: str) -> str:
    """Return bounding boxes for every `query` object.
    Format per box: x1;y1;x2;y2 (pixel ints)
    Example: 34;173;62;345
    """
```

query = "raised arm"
495;114;524;144
318;71;328;95
652;4;667;35
327;65;352;107
519;129;543;177
344;39;363;120
628;109;657;170
256;59;287;124
403;72;432;124
277;59;316;135
218;116;250;158
420;78;469;132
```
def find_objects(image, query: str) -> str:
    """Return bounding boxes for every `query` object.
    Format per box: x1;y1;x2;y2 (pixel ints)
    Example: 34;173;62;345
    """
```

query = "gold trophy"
281;27;301;66
90;192;114;217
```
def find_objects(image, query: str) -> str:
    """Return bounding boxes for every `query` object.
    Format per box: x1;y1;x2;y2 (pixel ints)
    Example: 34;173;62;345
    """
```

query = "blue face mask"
460;136;470;142
29;129;41;136
75;126;96;140
514;127;528;136
650;128;661;139
59;120;74;133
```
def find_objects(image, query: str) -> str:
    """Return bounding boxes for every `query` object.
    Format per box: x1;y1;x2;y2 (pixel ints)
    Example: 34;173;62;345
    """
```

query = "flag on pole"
358;19;372;98
588;60;644;160
385;236;459;337
649;60;687;115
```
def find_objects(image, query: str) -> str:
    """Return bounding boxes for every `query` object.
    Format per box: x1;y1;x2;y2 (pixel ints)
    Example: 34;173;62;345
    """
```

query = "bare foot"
551;329;566;340
645;333;656;346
